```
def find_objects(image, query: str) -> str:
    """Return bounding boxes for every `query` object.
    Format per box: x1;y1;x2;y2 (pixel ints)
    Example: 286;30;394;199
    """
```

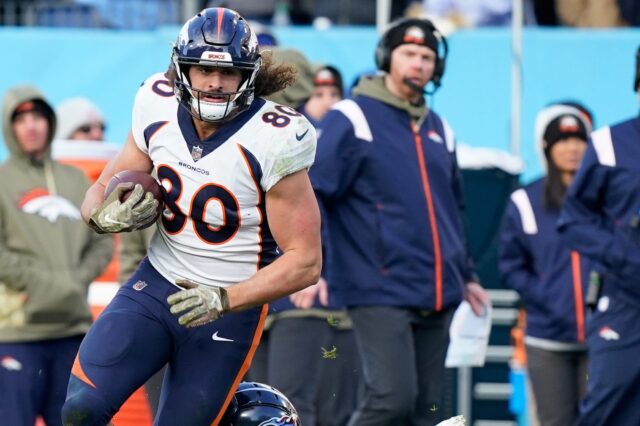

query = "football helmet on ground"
221;382;300;426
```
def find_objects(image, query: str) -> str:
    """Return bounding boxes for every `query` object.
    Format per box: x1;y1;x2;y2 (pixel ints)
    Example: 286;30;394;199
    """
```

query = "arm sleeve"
499;201;540;303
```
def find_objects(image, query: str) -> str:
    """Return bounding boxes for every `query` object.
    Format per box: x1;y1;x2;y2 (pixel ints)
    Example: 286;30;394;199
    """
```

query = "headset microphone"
402;78;427;95
402;77;441;97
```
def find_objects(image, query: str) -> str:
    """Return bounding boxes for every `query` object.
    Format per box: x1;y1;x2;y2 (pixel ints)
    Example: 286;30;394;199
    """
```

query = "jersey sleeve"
131;73;175;154
261;113;317;192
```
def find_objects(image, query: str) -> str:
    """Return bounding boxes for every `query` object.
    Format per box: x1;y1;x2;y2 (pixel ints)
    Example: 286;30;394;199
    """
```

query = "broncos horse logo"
258;415;298;426
18;188;81;223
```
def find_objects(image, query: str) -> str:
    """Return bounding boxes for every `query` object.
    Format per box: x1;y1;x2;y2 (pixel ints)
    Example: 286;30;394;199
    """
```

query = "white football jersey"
131;73;317;288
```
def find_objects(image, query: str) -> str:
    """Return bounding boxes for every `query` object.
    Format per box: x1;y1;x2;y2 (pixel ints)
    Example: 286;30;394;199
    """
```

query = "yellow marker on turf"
327;315;340;327
321;346;338;359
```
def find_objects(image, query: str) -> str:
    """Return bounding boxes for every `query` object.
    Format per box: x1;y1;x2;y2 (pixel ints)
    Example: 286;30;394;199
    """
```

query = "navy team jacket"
500;179;590;343
309;96;475;311
558;116;640;308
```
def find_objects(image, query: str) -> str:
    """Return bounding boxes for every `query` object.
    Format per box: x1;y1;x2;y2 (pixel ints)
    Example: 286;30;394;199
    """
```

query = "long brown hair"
254;50;298;97
543;159;567;211
163;50;297;98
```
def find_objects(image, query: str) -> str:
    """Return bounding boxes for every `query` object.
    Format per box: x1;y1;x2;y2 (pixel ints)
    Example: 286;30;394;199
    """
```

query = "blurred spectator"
299;65;344;125
55;97;106;141
53;96;120;307
558;45;640;426
500;103;593;426
0;0;38;26
0;85;112;426
75;0;179;29
52;96;117;183
420;0;537;28
1;0;179;29
556;0;627;27
264;48;315;109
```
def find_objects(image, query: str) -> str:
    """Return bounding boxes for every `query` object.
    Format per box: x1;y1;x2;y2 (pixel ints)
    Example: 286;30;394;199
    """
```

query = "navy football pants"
62;258;266;426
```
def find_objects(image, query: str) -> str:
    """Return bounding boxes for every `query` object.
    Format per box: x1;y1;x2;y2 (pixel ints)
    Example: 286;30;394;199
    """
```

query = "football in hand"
104;170;164;228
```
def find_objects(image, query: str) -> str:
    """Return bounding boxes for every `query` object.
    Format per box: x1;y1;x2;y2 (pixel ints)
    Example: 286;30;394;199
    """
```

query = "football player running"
62;8;321;426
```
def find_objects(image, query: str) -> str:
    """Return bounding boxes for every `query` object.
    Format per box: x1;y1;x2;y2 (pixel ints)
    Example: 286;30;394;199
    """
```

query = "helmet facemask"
173;58;260;123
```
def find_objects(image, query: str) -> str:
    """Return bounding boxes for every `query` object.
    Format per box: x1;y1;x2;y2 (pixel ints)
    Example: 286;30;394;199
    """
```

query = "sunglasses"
77;123;106;133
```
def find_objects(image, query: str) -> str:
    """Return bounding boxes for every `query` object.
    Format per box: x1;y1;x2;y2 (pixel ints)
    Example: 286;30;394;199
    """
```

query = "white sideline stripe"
332;99;373;142
510;189;538;235
442;117;456;153
591;126;616;167
88;281;120;306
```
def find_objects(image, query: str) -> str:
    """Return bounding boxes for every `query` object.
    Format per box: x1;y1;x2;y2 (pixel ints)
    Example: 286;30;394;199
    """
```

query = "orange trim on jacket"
571;251;585;343
412;122;443;311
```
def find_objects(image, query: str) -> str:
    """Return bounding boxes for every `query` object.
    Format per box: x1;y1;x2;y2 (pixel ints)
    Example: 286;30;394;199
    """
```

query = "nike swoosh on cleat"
296;129;309;141
212;331;234;342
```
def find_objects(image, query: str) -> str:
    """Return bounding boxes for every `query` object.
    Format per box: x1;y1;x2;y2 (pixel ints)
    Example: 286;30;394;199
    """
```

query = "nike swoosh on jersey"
212;331;234;342
296;129;309;141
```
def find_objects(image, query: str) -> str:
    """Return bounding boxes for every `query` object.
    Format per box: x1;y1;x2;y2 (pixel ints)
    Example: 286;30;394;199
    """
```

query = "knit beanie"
313;65;343;97
55;97;105;140
385;18;439;56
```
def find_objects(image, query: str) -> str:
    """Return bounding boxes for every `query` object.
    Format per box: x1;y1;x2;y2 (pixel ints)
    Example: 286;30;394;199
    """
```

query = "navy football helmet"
171;8;261;123
221;382;300;426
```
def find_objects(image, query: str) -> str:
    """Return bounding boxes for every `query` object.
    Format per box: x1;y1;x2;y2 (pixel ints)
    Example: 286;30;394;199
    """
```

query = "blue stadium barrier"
1;26;638;182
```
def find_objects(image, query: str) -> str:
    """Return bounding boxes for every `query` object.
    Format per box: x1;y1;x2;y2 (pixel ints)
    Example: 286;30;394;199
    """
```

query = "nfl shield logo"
191;145;203;161
133;280;148;291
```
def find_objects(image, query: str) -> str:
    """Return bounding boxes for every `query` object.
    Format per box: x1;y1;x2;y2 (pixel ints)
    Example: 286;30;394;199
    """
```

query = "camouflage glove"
167;279;230;327
88;183;159;234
